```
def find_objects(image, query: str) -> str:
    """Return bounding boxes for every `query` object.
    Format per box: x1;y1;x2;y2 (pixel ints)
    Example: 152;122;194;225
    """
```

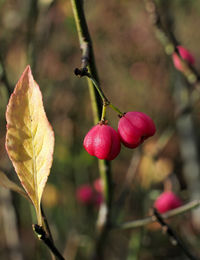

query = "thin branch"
74;69;124;116
41;204;54;243
153;208;198;260
144;0;200;85
70;0;102;122
33;224;65;260
70;1;112;260
116;199;200;230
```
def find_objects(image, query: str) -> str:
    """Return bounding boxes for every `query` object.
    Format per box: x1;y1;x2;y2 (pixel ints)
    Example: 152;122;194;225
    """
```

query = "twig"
74;68;124;116
33;224;65;260
70;0;102;122
144;0;200;86
116;199;200;230
41;204;54;243
153;208;198;260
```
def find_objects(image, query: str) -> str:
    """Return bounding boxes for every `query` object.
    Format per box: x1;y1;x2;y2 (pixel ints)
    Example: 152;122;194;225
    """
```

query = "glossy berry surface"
76;185;93;204
118;111;156;148
83;124;121;160
172;45;195;71
154;191;182;213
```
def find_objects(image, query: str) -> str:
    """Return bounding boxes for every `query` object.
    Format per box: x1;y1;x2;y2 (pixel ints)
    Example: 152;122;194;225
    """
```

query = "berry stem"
101;104;107;121
88;75;109;105
87;74;124;117
109;103;124;117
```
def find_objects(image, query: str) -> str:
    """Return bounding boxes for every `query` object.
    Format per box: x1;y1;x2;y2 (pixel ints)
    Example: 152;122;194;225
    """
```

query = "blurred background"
0;0;200;259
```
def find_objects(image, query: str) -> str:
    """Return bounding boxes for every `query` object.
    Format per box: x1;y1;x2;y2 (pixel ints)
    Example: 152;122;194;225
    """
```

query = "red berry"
83;124;121;160
154;191;182;213
172;45;195;71
93;178;103;193
118;111;156;148
76;185;93;204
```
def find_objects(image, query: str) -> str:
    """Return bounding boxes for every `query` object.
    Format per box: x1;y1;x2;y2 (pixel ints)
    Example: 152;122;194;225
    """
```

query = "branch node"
74;67;89;77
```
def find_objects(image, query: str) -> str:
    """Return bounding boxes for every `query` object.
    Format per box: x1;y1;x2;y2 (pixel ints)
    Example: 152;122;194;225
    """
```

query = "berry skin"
172;45;195;71
118;112;156;148
154;191;182;213
76;185;93;204
83;124;121;160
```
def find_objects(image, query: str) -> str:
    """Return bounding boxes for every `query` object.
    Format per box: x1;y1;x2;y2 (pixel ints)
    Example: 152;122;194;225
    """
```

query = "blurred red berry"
76;185;93;204
93;178;103;193
118;111;156;148
93;192;103;207
154;191;182;213
83;123;121;160
172;45;195;71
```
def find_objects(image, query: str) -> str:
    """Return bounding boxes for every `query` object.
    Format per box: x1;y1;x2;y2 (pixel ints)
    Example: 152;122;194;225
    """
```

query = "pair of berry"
76;179;103;206
83;111;156;160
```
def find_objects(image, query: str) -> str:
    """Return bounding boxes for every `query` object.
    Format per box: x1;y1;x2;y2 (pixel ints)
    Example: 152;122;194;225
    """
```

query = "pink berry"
93;178;103;193
76;185;93;204
118;111;156;148
172;45;195;71
154;191;182;213
83;123;121;160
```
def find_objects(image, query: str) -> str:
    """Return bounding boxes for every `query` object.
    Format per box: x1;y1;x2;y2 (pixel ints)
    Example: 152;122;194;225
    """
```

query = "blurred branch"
0;188;24;260
144;0;200;86
116;199;200;230
70;1;113;259
0;54;12;95
27;0;39;71
153;208;198;260
114;151;141;215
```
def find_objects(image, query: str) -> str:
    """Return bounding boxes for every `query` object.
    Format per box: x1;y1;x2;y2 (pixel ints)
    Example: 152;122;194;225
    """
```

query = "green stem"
70;0;102;123
101;105;107;121
87;74;124;116
70;1;112;258
88;76;109;104
109;103;124;117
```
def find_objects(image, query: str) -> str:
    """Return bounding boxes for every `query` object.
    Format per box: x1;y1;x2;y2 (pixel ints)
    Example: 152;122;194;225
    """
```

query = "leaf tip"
23;65;33;78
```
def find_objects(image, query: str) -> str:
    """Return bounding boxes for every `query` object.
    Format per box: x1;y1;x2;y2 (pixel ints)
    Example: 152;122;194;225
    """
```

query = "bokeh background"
0;0;200;259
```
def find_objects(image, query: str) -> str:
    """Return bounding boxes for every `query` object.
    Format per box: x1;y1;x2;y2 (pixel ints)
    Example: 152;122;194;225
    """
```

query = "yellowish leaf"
0;170;29;200
6;66;54;225
138;155;173;189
